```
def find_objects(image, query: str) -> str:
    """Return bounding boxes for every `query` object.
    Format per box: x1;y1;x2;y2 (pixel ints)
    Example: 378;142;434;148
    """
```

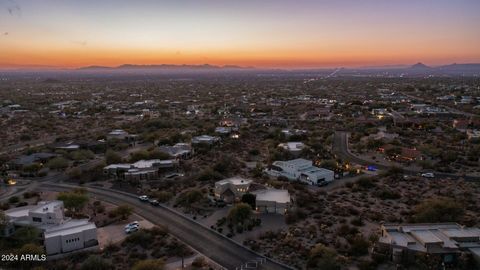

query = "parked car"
421;172;435;178
125;226;139;234
138;195;149;202
149;199;160;206
124;221;139;229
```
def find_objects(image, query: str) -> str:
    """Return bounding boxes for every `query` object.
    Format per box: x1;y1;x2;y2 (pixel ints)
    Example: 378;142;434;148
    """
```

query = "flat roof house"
214;176;252;203
376;223;480;266
192;135;221;145
281;129;307;138
467;129;480;140
4;201;98;256
266;158;334;186
215;126;233;135
104;159;179;181
106;129;137;144
278;142;306;155
252;189;291;215
159;143;193;159
9;152;57;170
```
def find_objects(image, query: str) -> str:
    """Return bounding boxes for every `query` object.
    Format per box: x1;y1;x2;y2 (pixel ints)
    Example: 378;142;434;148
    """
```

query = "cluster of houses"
103;154;332;214
2;200;98;257
104;140;196;181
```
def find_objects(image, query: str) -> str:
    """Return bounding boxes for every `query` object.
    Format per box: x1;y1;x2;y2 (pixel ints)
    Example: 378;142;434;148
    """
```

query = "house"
399;148;422;161
368;131;399;142
4;201;98;256
218;117;247;128
379;145;423;161
281;129;307;138
215;127;233;135
457;96;473;104
453;119;480;133
159;143;193;159
191;135;220;145
9;152;57;170
265;158;334;186
104;159;179;181
467;130;480;140
371;108;388;116
252;189;291;215
453;119;469;132
54;141;80;151
214;176;252;203
106;129;137;143
278;142;306;155
376;223;480;266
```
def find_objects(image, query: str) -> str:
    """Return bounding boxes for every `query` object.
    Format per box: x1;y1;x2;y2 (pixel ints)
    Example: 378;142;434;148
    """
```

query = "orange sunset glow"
1;0;480;69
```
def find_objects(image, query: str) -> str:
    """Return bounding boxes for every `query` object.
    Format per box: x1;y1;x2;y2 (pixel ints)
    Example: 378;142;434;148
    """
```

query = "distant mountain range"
2;62;479;77
76;62;480;75
336;62;480;76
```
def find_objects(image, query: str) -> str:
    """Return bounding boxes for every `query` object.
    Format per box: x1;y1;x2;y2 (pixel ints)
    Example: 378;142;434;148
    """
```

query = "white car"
124;221;139;229
138;195;149;202
421;172;435;178
125;226;139;234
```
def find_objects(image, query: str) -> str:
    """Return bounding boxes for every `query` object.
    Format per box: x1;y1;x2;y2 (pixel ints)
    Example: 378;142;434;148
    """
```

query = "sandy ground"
198;205;288;243
233;213;287;243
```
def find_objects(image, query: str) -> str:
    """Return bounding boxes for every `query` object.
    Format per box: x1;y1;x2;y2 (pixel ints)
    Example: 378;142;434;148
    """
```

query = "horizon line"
0;61;479;71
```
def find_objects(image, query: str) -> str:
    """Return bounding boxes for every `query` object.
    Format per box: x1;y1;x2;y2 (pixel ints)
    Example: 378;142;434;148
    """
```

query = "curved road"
333;131;480;181
39;182;293;270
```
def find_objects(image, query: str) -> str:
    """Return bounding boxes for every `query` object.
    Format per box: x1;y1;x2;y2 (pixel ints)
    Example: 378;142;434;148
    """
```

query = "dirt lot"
97;215;154;249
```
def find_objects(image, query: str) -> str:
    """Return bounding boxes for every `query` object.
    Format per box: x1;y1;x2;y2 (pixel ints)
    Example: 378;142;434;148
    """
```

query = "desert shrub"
154;191;173;203
307;244;341;270
124;230;153;249
348;235;370;256
414;197;464;223
175;189;204;208
350;217;364;227
80;255;113;270
375;189;401;200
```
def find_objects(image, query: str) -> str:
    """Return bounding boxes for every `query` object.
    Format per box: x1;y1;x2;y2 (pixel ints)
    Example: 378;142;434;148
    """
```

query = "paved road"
332;131;480;181
37;182;293;270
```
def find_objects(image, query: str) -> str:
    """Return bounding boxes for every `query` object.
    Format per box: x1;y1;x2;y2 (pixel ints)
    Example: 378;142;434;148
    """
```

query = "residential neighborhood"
1;1;480;269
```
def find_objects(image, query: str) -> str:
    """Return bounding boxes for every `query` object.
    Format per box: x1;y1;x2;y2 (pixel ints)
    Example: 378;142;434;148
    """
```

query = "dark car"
149;199;160;206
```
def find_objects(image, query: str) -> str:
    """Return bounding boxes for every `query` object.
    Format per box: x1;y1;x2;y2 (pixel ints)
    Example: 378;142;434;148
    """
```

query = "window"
32;217;42;222
66;238;80;243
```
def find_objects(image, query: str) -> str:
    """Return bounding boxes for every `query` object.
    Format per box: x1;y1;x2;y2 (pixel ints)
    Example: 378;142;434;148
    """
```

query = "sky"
1;0;479;69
